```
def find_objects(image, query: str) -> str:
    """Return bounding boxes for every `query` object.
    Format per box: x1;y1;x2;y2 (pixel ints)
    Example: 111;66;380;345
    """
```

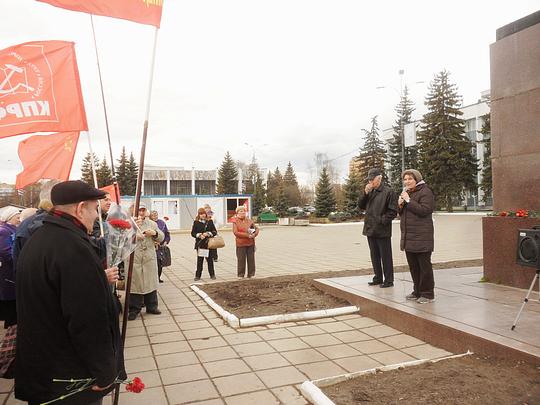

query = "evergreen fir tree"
357;116;387;182
314;167;336;217
283;161;301;207
266;167;283;208
275;185;289;217
479;113;492;204
343;170;363;217
96;156;113;187
417;70;478;211
251;173;267;216
388;86;417;191
116;147;129;195
80;153;99;185
126;152;139;195
216;152;238;194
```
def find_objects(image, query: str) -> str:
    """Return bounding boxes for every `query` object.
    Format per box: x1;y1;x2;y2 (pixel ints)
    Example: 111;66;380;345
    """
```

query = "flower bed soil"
198;259;482;318
321;355;540;405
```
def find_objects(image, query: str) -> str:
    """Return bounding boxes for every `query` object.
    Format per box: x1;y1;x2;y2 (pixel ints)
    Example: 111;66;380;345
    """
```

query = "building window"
144;180;166;195
195;180;215;195
170;180;191;195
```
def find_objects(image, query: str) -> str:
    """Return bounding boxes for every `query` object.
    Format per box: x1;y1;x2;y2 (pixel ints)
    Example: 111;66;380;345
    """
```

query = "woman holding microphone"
398;169;436;304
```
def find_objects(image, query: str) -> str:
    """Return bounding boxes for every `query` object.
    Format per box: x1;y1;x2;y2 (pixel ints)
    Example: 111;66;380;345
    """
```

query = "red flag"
0;41;87;139
38;0;163;28
15;131;80;189
100;184;121;203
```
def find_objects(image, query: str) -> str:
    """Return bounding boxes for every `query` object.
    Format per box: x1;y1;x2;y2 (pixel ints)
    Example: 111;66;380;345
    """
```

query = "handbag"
160;245;172;267
208;235;225;249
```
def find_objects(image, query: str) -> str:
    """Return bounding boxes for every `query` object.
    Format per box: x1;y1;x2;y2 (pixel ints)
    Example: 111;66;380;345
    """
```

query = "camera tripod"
511;269;539;331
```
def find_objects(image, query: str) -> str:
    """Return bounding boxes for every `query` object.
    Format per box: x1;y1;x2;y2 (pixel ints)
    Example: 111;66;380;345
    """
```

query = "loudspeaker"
516;226;540;268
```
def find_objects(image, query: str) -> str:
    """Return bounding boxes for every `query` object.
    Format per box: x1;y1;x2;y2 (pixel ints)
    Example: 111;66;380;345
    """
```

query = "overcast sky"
1;0;538;186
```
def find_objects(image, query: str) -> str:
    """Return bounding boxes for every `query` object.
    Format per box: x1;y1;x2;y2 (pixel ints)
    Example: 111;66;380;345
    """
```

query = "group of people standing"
191;204;260;281
360;167;436;304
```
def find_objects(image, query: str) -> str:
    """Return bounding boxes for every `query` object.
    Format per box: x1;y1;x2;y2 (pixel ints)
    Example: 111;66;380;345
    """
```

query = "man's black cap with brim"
51;180;107;205
365;168;382;181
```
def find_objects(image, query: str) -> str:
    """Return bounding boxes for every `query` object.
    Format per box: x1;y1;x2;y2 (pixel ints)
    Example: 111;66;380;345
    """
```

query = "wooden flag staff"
90;15;121;204
113;26;160;405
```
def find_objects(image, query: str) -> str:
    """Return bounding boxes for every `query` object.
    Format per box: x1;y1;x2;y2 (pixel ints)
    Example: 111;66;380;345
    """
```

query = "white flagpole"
85;130;104;237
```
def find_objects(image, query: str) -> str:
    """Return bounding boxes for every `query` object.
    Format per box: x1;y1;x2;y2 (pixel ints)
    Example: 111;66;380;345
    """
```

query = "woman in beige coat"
128;204;164;320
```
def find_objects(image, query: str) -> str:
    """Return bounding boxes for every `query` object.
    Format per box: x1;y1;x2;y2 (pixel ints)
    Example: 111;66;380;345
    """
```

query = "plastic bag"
105;203;137;267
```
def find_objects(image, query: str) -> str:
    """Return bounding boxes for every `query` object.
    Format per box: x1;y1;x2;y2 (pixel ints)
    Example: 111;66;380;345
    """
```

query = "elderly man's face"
78;200;99;232
370;175;382;189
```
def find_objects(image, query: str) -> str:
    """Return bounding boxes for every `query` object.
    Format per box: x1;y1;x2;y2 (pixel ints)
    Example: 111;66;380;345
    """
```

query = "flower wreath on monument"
489;209;540;218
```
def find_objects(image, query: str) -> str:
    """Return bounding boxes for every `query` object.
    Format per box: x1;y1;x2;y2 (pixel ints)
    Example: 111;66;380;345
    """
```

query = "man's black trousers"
367;236;394;284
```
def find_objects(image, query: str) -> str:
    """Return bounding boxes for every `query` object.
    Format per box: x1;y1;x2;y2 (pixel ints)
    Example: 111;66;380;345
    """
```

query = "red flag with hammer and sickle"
0;41;88;139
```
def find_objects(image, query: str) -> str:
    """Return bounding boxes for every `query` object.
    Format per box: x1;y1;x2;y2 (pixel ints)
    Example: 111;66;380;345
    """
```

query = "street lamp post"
376;70;424;176
399;69;405;175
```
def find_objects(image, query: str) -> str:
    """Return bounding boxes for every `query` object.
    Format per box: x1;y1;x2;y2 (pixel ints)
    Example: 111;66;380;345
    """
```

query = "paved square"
3;216;483;404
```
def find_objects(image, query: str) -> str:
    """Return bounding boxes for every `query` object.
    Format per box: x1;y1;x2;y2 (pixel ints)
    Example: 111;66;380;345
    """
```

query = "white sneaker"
406;293;418;301
417;297;435;304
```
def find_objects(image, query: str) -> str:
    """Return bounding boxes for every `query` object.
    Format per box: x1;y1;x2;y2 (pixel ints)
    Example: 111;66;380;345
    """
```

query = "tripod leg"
511;271;539;331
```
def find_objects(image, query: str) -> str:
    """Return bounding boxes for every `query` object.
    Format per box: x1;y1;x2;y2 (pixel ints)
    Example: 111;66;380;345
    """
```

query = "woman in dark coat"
398;169;436;304
0;207;21;328
191;207;217;281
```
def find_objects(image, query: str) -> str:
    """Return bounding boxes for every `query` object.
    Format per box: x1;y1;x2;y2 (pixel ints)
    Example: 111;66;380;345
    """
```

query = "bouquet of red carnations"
105;203;137;267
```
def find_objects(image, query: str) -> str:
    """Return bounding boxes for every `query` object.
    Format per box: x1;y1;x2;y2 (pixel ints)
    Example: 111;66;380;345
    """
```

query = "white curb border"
190;284;359;328
300;351;473;405
190;284;240;328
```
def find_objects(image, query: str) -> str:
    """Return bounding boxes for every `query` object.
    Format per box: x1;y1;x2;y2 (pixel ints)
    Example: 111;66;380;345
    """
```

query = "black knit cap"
51;180;107;205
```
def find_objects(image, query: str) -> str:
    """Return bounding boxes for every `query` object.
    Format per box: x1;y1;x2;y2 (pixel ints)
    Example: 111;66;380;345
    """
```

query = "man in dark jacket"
15;181;125;405
358;168;398;288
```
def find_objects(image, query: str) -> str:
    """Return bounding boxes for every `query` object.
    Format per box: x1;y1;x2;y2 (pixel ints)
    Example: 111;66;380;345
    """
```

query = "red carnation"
499;211;508;217
108;219;132;229
126;377;145;393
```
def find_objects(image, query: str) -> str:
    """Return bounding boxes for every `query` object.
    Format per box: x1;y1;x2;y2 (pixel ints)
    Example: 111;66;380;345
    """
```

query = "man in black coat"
15;181;125;405
358;168;398;288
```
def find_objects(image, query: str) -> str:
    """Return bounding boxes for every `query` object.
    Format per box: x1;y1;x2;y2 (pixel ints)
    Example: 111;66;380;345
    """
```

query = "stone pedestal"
483;13;540;288
483;217;539;289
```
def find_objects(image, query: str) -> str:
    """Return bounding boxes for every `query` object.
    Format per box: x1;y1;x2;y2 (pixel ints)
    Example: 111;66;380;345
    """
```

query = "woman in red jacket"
232;206;259;278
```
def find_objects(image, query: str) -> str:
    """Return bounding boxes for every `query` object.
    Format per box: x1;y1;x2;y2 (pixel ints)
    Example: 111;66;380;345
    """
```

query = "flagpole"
114;26;159;405
90;15;121;204
85;131;104;237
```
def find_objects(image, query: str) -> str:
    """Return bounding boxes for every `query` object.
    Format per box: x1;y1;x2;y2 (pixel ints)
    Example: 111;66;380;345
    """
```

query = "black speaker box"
516;227;540;268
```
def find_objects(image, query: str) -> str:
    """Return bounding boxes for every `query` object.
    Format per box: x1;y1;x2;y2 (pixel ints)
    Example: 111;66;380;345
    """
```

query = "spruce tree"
357;116;387;182
251;173;266;216
275;185;289;217
343;170;363;217
116;147;129;195
314;167;336;217
388;86;417;191
216;152;238;194
479;113;492;204
283;161;301;207
126;152;139;195
80;153;99;185
96;156;113;187
417;70;478;211
266;167;283;208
